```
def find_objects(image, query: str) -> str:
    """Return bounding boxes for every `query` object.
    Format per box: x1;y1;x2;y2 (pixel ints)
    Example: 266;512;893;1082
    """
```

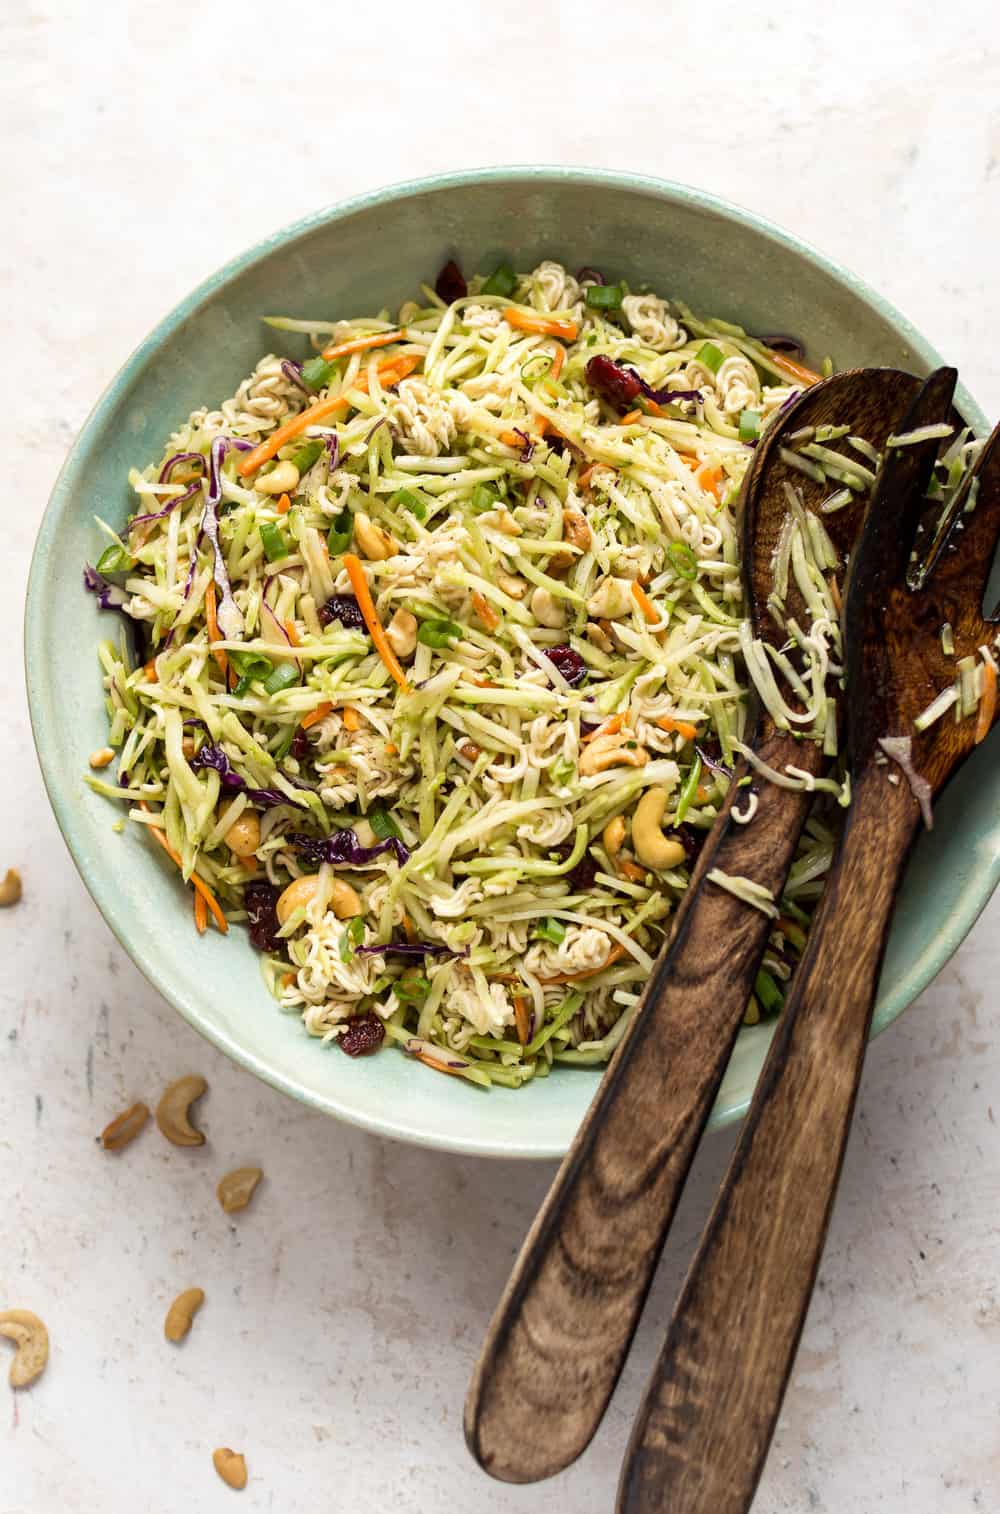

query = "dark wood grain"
464;369;925;1485
617;767;920;1514
618;372;1000;1514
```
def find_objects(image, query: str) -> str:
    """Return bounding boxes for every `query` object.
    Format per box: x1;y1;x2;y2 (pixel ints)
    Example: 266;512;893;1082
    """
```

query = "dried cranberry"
339;1012;386;1057
585;354;642;412
551;842;599;891
544;645;587;688
289;727;310;761
244;881;282;952
434;259;467;303
673;823;705;864
318;594;366;631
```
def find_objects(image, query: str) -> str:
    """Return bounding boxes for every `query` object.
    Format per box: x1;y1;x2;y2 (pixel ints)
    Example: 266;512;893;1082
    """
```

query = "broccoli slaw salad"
84;257;846;1090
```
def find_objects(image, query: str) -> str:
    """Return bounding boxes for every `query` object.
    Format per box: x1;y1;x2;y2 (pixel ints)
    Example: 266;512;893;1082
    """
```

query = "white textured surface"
3;2;1000;1509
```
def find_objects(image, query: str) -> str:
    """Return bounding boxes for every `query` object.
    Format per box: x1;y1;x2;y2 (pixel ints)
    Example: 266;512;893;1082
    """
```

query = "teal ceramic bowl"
27;168;997;1158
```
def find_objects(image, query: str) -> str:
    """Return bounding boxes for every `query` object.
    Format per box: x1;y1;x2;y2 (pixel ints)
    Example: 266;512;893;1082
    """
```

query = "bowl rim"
26;165;998;1158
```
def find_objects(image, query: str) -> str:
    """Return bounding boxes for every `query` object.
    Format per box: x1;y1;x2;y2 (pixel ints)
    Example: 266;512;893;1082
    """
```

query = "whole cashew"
164;1287;206;1343
579;733;649;778
217;1167;263;1214
0;869;22;908
213;1448;248;1490
385;607;417;659
602;816;627;856
155;1075;208;1148
256;459;300;496
353;510;398;560
632;789;688;870
277;874;362;924
529;586;565;629
585;622;613;654
0;1310;49;1388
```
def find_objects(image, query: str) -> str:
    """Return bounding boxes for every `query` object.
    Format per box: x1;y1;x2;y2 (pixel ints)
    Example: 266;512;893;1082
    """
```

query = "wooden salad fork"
465;368;926;1484
618;369;1000;1514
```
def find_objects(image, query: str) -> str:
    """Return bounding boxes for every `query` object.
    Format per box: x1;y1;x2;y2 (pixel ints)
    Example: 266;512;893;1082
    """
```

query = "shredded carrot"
203;582;230;679
581;713;625;744
143;659;158;683
138;802;228;933
617;860;648;884
238;855;259;874
769;351;823;387
276;491;291;515
300;701;332;731
631;581;659;623
621;409;643;426
320;328;402;362
283;619;300;646
538;943;628;985
513;995;532;1047
471;589;500;630
402;912;417;943
975;660;997;744
503;309;578;341
193;890;208;934
238;354;420;476
577;463;600;490
531;413;548;438
643;396;665;417
657;716;700;742
282;972;296;988
829;576;842;614
342;706;361;732
548;344;566;381
694;462;725;500
385;741;398;756
342;553;411;693
413;1049;468;1078
696;784;709;803
500;429;526;449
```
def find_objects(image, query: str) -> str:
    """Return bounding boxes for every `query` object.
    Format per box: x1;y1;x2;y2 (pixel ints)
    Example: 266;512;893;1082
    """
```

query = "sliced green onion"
339;916;365;962
369;808;402;841
521;352;555;385
228;649;274;684
534;917;567;945
395;972;431;1004
754;968;784;1015
326;509;353;556
301;356;337;391
290;438;325;475
273;725;296;761
417;618;462;648
481;263;517;297
675;754;703;824
392;487;427;520
260;522;289;562
738;409;761;443
263;662;299;695
96;543;136;573
471;483;502;514
668;542;698;580
696;341;724;374
585;283;624;311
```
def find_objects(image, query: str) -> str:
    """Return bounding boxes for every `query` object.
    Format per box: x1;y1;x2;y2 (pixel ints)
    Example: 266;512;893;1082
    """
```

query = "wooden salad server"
619;371;1000;1513
466;367;925;1483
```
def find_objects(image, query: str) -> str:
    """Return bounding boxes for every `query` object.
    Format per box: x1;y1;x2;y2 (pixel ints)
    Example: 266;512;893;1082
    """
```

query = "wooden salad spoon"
619;369;1000;1513
466;367;924;1484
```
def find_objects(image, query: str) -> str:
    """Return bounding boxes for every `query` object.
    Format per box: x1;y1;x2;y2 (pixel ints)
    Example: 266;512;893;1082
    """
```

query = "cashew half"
164;1287;205;1343
256;459;300;496
579;733;648;777
385;607;417;659
100;1101;150;1152
213;1448;248;1490
632;789;688;870
0;869;22;907
354;510;398;560
602;816;627;856
224;809;260;858
0;1310;49;1388
277;874;361;924
587;576;636;620
495;568;527;600
585;621;613;654
217;1167;263;1214
530;586;565;629
89;747;115;769
155;1075;208;1147
562;508;592;552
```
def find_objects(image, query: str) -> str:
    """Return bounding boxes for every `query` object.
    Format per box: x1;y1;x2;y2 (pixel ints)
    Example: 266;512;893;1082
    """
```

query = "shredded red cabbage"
190;743;308;809
130;477;204;528
695;742;733;782
187;435;254;642
281;359;312;396
323;433;340;470
83;564;131;611
159;452;205;484
576;266;605;284
289;828;410;867
512;427;535;461
435;260;467;303
758;333;804;358
356;940;465;959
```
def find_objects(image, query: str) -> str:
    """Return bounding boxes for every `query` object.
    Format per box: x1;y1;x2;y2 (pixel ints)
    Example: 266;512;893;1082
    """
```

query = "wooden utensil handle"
618;768;920;1514
465;731;817;1484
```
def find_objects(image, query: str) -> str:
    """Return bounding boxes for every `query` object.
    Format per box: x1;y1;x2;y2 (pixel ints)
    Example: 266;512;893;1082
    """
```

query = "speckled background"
3;3;999;1510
